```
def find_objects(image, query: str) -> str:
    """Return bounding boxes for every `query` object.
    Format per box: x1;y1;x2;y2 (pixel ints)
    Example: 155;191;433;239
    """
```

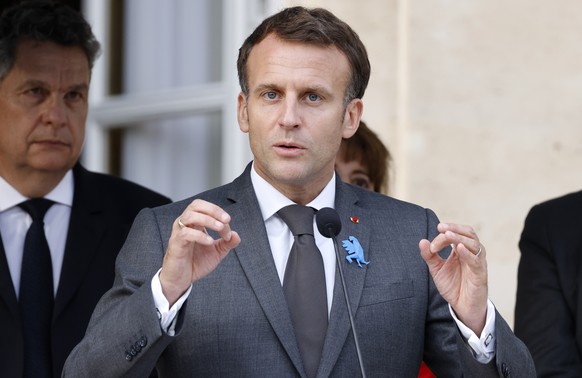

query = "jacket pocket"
359;279;414;307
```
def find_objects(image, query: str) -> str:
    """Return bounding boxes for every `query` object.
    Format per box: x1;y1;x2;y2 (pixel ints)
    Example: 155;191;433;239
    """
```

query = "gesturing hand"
419;223;488;336
160;199;241;306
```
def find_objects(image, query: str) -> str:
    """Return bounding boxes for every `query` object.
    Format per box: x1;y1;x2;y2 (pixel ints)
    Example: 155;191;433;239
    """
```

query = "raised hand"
160;199;241;306
419;223;488;336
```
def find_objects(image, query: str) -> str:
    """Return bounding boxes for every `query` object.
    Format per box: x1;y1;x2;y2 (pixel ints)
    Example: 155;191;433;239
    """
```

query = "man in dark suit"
64;6;534;377
0;3;171;377
515;191;582;377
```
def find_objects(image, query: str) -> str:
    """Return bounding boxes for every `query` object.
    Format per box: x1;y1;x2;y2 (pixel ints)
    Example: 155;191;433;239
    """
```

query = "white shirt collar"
0;170;75;212
249;162;336;222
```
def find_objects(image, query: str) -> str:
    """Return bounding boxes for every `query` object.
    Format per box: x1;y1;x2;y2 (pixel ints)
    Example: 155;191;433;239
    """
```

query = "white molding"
80;0;278;189
82;0;110;173
90;83;225;127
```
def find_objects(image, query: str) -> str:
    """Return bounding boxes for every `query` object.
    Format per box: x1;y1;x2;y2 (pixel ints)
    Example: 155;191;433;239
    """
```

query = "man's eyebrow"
15;80;89;92
253;83;280;93
253;82;334;97
15;79;48;90
303;84;336;99
68;83;89;92
304;84;329;92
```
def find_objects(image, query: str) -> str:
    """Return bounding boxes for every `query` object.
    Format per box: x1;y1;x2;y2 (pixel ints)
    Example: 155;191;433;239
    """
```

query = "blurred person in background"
515;190;582;377
335;120;435;378
335;120;391;194
0;2;170;377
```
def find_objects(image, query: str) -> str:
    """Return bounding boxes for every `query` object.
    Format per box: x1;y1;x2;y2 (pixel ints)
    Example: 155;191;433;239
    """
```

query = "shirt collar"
0;170;74;212
250;162;336;222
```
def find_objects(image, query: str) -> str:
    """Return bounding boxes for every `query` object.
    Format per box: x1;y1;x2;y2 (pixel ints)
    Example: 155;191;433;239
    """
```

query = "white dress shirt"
0;172;74;297
152;163;495;362
249;165;337;314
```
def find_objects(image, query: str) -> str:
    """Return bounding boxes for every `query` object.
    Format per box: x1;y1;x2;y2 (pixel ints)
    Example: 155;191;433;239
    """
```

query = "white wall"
287;0;582;326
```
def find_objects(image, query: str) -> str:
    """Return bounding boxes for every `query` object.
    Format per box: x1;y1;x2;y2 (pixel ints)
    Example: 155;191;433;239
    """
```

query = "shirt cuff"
151;268;192;336
449;299;496;363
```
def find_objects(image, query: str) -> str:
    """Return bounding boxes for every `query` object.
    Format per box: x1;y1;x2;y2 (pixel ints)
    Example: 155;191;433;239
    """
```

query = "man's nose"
41;96;67;128
279;98;300;128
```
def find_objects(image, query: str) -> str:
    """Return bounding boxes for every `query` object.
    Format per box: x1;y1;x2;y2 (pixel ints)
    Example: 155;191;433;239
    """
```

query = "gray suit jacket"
63;164;534;377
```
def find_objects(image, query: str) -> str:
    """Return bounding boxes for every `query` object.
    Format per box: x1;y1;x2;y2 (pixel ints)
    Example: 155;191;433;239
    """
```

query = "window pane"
118;112;222;201
115;0;224;201
123;0;223;93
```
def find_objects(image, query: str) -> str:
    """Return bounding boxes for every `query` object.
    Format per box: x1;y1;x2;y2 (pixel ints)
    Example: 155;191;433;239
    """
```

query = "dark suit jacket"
0;163;171;378
64;163;534;377
515;190;582;377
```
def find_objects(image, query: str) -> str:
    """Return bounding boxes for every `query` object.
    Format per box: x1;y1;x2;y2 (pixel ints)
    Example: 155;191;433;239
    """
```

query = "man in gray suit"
64;6;534;377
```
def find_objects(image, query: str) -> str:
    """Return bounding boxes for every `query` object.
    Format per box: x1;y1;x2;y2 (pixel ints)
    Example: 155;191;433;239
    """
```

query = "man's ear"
237;92;249;133
342;98;363;139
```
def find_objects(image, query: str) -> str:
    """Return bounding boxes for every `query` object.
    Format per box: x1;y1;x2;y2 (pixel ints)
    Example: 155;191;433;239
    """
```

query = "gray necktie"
19;198;54;378
278;204;327;378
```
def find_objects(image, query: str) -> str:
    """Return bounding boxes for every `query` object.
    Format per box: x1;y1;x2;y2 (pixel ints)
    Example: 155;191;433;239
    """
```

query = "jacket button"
501;362;511;377
125;352;133;362
139;336;148;348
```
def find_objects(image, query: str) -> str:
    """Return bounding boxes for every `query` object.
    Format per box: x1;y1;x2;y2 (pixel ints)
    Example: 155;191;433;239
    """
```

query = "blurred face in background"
335;154;373;191
0;40;89;186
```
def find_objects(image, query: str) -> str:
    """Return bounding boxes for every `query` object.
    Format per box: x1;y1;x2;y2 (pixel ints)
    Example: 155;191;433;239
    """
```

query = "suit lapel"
223;169;374;377
319;183;370;377
53;165;106;319
226;168;306;376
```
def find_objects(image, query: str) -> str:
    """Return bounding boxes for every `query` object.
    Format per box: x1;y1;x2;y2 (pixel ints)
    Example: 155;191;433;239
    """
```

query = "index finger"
179;199;232;234
438;223;477;239
437;223;481;254
187;199;231;222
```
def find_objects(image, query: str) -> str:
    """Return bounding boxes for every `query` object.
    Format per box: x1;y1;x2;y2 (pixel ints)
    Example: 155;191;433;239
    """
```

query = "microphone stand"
326;226;367;378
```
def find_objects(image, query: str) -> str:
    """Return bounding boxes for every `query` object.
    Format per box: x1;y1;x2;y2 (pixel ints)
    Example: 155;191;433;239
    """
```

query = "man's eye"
27;88;43;96
264;92;277;100
307;93;320;102
66;91;82;101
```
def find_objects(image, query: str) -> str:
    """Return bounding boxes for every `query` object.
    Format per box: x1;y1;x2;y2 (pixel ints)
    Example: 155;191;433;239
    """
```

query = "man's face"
0;39;89;183
238;34;362;203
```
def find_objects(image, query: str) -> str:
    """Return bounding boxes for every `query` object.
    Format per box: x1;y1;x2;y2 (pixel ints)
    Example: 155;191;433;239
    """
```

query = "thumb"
419;239;434;263
217;230;241;254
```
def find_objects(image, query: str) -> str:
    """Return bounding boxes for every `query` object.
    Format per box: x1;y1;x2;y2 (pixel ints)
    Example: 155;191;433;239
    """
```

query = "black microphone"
316;207;366;378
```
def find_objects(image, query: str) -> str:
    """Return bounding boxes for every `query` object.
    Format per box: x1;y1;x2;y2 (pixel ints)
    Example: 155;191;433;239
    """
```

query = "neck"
1;169;66;198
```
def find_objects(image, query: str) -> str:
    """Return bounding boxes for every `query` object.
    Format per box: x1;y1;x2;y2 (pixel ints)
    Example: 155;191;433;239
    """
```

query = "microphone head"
316;207;342;238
